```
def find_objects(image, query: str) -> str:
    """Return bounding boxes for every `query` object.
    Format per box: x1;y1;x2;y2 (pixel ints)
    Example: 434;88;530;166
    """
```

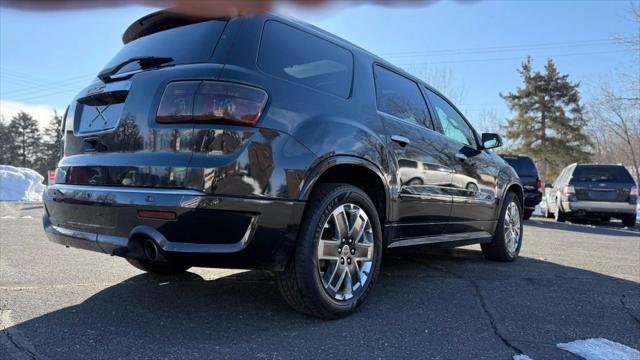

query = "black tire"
554;203;566;223
523;210;533;220
481;191;523;262
126;258;191;276
622;214;637;227
276;183;383;319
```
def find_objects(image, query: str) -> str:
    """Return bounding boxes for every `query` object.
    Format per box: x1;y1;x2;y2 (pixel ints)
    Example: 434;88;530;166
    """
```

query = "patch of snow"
636;203;639;220
513;355;534;360
532;204;542;216
0;215;17;219
557;338;640;360
0;165;45;201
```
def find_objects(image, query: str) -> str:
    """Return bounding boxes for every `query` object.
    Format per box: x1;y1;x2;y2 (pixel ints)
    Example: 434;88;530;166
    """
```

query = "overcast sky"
1;0;638;129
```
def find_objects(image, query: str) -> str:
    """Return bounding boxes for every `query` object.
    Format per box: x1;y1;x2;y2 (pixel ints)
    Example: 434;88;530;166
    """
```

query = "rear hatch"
571;165;635;202
502;156;539;192
58;16;230;189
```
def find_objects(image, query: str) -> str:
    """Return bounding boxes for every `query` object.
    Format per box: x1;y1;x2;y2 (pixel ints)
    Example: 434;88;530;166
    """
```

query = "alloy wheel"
503;201;521;254
316;203;374;301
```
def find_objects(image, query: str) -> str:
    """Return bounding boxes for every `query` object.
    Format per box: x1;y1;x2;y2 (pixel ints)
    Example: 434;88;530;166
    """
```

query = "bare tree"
405;65;466;105
588;85;640;185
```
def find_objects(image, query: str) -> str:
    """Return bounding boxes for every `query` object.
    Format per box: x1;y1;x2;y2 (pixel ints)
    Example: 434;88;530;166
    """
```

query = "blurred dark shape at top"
0;0;477;18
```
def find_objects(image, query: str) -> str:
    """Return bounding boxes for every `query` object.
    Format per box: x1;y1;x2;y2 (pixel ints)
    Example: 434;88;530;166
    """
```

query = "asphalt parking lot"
1;201;638;360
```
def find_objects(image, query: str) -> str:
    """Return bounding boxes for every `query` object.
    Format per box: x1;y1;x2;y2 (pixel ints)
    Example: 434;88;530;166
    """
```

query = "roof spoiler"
122;9;221;44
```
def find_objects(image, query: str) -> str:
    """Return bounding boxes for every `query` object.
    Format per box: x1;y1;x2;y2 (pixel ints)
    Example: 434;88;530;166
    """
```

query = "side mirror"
544;183;553;189
481;133;502;150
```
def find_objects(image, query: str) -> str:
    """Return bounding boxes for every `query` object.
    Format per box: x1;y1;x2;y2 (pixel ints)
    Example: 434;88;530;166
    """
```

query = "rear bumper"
561;200;636;215
523;190;542;210
43;185;305;270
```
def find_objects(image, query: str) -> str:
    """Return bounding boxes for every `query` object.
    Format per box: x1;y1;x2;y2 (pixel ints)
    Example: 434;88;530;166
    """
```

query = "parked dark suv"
43;10;524;318
500;155;542;220
545;163;637;226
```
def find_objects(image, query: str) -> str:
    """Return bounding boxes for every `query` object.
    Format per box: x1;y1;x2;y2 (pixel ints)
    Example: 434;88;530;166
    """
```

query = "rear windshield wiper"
97;56;174;82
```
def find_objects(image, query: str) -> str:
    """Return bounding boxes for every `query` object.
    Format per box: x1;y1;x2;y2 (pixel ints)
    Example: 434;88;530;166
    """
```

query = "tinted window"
398;159;418;168
426;90;476;147
103;21;227;71
502;156;538;177
258;21;353;98
572;165;634;183
374;66;432;128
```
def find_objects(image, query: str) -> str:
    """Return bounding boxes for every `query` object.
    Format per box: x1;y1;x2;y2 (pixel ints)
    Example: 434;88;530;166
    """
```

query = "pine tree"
0;116;17;165
40;111;65;171
501;57;592;180
7;111;43;168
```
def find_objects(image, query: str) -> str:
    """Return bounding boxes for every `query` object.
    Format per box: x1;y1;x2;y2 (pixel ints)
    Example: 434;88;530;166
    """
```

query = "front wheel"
276;184;382;319
482;192;523;262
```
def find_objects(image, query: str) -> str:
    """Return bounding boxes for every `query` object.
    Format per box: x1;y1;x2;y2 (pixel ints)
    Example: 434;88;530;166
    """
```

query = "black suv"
545;163;637;226
43;11;523;318
500;155;542;220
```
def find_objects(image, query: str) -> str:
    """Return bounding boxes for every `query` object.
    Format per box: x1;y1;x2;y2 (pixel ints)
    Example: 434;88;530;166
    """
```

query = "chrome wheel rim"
317;203;374;301
504;201;521;254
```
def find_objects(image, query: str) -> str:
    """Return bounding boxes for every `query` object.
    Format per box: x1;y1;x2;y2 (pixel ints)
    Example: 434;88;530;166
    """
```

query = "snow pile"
557;338;640;360
0;165;45;201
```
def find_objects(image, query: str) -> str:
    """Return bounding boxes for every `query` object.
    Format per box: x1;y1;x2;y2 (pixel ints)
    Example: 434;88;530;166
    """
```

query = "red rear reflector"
156;81;267;126
137;210;176;220
536;178;542;190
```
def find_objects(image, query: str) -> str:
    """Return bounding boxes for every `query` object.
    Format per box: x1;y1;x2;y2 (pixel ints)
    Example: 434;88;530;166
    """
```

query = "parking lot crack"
619;294;640;325
0;310;40;360
406;259;524;356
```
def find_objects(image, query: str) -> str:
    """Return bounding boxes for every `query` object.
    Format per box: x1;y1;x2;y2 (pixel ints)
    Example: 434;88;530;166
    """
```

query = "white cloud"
0;100;64;130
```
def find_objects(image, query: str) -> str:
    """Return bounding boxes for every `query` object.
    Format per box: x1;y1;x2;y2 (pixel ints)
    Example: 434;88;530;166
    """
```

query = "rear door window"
373;66;433;128
258;21;353;98
572;166;634;183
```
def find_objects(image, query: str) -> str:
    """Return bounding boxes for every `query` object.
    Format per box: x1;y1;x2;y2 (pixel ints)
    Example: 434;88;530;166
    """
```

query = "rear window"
258;20;353;98
502;156;538;177
374;66;432;128
102;20;227;71
572;165;634;183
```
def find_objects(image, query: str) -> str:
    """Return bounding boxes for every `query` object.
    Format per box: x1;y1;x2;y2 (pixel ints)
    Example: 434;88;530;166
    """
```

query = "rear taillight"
156;81;268;126
631;186;638;197
563;184;575;196
536;178;542;190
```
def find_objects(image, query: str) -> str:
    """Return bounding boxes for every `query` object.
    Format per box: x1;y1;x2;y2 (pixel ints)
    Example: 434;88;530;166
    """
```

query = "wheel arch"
299;155;390;224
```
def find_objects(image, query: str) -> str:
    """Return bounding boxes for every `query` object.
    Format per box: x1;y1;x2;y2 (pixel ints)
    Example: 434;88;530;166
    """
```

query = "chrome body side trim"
387;231;493;248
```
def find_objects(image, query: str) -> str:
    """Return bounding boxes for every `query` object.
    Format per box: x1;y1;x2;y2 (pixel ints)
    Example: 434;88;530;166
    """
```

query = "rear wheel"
482;192;523;262
126;258;191;276
276;184;382;319
622;214;637;227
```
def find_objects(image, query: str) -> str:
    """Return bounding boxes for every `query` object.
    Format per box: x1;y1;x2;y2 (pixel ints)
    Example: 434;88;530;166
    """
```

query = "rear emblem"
86;84;106;96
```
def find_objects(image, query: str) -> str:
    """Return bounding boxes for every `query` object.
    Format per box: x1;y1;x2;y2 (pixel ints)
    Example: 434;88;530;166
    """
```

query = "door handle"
455;152;467;161
391;135;411;146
